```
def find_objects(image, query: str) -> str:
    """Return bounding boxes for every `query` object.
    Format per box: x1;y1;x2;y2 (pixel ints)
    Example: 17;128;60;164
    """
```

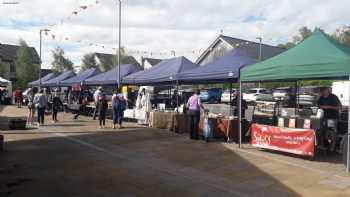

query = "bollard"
0;135;3;152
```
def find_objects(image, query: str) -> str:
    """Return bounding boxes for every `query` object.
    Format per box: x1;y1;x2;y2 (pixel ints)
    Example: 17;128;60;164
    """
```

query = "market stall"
60;68;100;87
174;49;257;141
240;29;350;171
0;77;12;104
123;56;198;85
85;64;141;86
29;73;57;87
175;49;256;84
122;57;198;127
42;70;76;87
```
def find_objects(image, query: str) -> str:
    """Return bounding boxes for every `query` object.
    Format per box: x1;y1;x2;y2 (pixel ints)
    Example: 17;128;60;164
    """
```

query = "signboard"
251;124;315;156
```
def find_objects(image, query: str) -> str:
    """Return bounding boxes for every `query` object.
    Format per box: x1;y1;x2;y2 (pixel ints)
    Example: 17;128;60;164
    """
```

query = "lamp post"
256;37;262;88
256;37;262;61
39;29;50;89
116;0;122;89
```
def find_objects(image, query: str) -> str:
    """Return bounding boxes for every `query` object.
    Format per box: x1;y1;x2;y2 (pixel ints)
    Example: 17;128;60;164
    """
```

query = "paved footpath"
1;105;350;197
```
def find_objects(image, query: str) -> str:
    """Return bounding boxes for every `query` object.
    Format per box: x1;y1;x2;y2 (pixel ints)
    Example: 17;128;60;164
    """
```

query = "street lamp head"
40;29;50;32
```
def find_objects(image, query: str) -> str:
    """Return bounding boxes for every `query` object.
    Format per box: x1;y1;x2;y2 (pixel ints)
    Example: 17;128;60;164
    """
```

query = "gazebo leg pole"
238;80;242;148
347;75;350;173
176;81;179;112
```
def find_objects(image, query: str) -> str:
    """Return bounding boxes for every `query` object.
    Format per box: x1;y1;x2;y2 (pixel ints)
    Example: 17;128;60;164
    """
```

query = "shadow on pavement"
0;128;302;197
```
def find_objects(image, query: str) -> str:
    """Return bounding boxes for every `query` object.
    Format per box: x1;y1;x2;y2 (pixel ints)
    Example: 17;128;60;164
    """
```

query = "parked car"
272;87;295;101
200;88;222;103
297;86;320;107
243;88;269;102
256;93;274;102
221;89;237;103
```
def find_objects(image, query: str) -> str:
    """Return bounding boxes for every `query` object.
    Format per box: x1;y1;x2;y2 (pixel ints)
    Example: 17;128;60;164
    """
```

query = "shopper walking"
34;89;47;126
26;88;37;126
112;89;127;129
93;87;102;120
51;90;63;123
187;90;205;140
15;87;23;108
98;89;108;129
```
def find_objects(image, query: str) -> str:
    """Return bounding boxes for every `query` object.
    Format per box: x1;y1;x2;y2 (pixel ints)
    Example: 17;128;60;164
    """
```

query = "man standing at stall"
187;90;206;140
317;87;341;151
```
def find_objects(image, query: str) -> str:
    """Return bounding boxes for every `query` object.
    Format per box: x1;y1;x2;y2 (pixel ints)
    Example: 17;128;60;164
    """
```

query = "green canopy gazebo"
241;29;350;81
240;29;350;172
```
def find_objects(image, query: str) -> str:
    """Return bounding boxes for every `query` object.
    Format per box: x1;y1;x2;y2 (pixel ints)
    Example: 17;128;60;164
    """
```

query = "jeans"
93;102;99;120
113;109;124;125
189;110;200;139
99;110;106;126
37;107;45;124
52;109;58;121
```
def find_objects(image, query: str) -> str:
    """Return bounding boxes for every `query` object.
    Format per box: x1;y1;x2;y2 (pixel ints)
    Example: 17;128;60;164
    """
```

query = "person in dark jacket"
98;89;108;129
51;90;63;123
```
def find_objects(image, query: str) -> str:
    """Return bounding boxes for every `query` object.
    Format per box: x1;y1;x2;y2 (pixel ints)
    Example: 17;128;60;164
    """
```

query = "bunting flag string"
47;0;101;28
44;29;257;58
41;0;258;59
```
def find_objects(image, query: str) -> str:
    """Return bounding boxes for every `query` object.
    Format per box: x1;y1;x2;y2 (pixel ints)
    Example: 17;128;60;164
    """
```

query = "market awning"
123;56;198;85
0;77;10;86
59;68;100;86
42;70;76;87
176;49;257;84
241;29;350;82
85;64;141;86
29;73;57;87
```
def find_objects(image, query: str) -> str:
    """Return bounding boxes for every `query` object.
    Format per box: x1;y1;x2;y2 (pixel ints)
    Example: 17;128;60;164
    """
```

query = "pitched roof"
94;53;141;69
142;57;162;66
0;43;40;64
196;34;285;64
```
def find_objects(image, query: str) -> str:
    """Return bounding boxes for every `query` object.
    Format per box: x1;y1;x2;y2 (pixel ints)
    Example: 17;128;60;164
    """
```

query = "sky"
0;0;349;70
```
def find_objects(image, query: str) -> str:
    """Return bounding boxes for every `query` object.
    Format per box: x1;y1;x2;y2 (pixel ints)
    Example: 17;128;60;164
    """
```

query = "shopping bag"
203;116;213;142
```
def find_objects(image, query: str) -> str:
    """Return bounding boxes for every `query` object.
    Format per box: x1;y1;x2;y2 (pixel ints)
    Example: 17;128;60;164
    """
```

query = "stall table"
198;117;250;142
149;111;175;130
172;113;192;133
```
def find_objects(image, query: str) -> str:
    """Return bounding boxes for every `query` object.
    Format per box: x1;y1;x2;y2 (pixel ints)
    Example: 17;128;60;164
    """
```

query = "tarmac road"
0;106;349;197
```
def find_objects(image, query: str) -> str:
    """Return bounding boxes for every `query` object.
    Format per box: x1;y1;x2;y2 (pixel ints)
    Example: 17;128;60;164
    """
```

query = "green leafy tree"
51;47;74;73
81;53;98;71
15;39;39;88
332;25;350;47
278;26;313;49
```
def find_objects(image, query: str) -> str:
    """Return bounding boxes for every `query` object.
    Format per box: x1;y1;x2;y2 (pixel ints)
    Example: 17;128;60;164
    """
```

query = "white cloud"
0;0;349;69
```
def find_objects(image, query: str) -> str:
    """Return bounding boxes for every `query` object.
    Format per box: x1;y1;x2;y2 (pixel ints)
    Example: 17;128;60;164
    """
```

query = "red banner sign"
251;124;315;156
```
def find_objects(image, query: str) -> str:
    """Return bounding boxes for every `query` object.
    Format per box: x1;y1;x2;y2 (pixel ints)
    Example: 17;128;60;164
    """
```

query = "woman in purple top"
187;90;205;140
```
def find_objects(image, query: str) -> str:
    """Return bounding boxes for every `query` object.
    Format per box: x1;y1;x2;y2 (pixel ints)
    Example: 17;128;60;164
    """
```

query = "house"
196;34;286;66
141;57;162;70
94;53;141;72
0;43;40;81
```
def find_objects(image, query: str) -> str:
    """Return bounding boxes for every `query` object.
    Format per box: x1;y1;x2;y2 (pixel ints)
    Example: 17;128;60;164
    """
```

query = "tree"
51;47;74;73
278;26;313;49
81;53;98;71
15;39;39;88
332;25;350;47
